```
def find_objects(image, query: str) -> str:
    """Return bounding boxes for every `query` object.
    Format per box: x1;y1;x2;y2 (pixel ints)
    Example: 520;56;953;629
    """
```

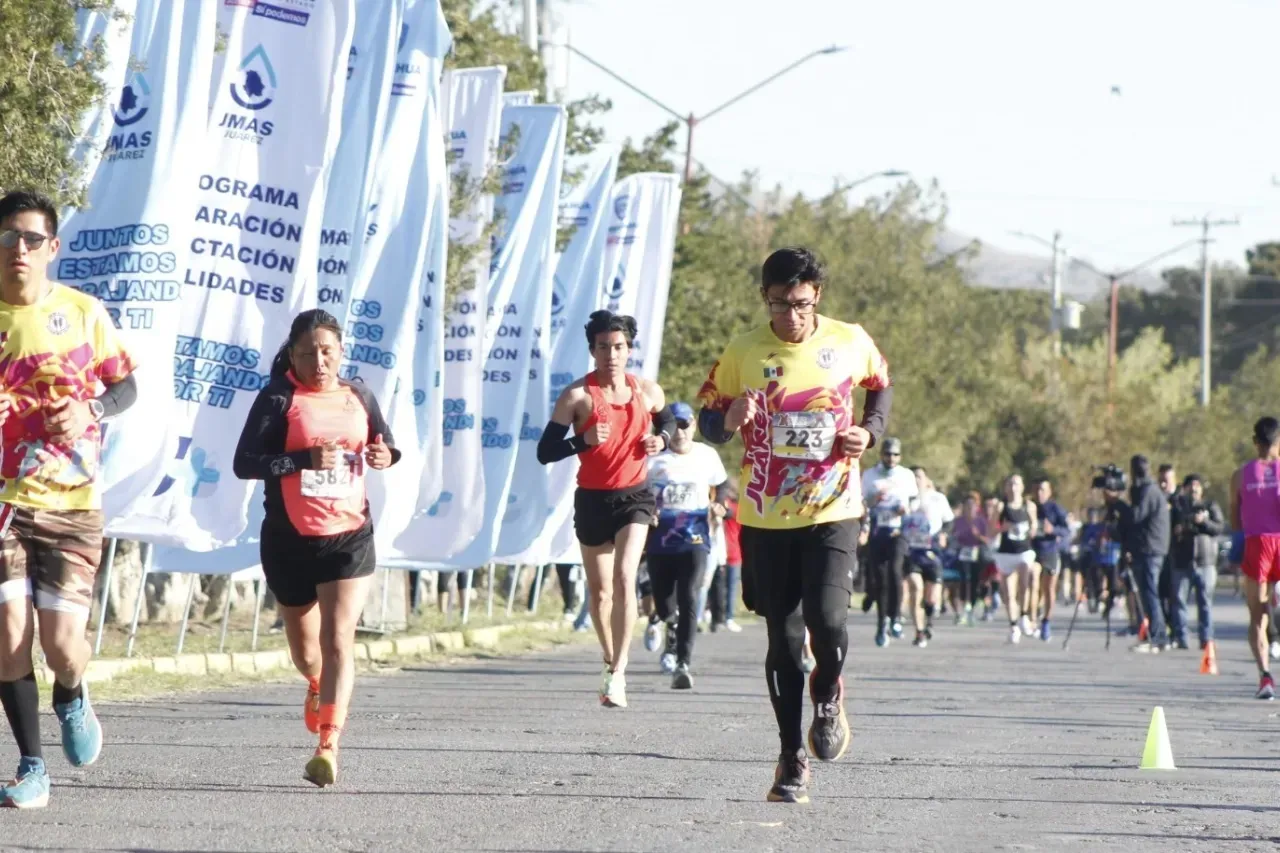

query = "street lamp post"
1072;240;1200;412
1010;230;1065;354
832;169;908;195
559;43;849;184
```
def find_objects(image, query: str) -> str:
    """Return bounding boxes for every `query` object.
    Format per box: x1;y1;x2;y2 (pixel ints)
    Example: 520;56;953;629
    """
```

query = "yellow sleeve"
89;298;137;385
854;326;890;391
697;339;743;413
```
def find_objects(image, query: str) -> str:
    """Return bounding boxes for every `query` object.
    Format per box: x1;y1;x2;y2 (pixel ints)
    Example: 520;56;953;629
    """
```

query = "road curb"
50;618;579;686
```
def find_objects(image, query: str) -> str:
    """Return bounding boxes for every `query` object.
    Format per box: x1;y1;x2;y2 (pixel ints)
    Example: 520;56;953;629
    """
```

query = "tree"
0;0;119;206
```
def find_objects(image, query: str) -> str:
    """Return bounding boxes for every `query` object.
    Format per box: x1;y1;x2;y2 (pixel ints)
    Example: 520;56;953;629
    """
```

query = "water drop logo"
606;265;626;300
613;194;630;221
551;276;566;316
230;45;278;111
112;68;150;127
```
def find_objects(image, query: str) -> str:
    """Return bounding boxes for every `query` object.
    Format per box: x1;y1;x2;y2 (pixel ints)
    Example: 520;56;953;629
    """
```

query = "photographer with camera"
1093;466;1135;632
1128;455;1171;653
1169;474;1223;651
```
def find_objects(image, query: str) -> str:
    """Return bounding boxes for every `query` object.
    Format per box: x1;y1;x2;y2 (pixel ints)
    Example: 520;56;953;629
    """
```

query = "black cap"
882;437;902;455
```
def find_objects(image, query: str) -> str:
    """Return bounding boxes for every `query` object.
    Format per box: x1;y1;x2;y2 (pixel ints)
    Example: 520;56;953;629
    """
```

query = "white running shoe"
659;652;677;674
644;620;662;653
724;619;743;633
600;669;628;708
1018;615;1035;637
1008;626;1021;644
1269;641;1280;662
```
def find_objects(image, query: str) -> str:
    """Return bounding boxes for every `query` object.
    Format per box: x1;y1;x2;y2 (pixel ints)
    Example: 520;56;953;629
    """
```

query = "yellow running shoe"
303;748;337;788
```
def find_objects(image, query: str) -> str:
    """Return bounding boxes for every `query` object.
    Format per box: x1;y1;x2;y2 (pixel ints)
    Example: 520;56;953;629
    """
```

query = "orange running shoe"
304;679;321;734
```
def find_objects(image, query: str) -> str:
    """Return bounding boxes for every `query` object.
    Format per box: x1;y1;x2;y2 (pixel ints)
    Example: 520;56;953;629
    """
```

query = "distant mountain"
938;230;1165;300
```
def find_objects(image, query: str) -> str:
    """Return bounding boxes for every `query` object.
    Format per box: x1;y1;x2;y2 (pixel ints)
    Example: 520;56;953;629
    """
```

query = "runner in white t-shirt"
644;402;729;689
860;438;919;646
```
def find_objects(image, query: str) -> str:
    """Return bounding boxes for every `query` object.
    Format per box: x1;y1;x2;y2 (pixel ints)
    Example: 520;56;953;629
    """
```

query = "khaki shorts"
0;507;104;616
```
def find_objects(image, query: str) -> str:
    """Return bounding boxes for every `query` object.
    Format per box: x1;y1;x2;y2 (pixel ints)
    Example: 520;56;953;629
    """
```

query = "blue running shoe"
889;621;904;639
55;684;103;768
2;757;49;809
875;619;889;648
1039;619;1052;642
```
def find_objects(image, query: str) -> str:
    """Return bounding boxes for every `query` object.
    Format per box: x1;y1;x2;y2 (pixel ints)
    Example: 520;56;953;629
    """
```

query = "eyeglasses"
767;300;817;315
0;230;49;250
675;420;693;430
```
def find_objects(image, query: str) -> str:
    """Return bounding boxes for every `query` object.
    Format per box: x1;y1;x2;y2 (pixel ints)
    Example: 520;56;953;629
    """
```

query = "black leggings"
648;550;708;664
959;561;984;607
866;533;906;623
743;520;858;752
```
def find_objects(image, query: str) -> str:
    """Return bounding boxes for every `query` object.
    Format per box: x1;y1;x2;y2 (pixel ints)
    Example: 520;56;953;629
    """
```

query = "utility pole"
1174;215;1239;407
522;0;537;51
1049;230;1063;356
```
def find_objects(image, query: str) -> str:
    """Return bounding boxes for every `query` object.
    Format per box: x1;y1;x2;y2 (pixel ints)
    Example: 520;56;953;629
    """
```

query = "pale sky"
553;0;1280;275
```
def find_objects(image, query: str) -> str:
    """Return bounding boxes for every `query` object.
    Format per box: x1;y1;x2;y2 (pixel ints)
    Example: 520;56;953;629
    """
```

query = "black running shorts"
260;518;376;608
740;519;859;615
574;485;656;548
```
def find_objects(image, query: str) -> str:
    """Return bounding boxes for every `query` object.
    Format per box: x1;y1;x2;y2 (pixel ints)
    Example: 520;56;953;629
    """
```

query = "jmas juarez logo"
104;66;153;162
218;45;277;144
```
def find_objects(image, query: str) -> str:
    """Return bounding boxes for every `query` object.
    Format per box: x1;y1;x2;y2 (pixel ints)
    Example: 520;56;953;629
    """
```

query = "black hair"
1131;454;1150;480
761;246;825;291
270;309;342;379
1158;463;1175;476
0;190;58;237
1255;416;1280;448
1183;473;1202;487
584;310;637;348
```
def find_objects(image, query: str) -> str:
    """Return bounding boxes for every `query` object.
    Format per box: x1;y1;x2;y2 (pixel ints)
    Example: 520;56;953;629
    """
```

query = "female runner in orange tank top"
537;311;674;708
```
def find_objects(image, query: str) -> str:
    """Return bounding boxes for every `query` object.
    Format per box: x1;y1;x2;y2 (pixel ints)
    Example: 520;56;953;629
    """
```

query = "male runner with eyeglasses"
0;191;138;808
698;246;891;804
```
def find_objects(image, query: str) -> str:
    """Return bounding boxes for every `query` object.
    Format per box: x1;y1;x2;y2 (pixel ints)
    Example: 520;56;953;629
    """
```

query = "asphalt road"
3;597;1280;853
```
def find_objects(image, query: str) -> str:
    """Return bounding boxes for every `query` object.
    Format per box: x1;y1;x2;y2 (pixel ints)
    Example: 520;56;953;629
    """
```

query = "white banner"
112;0;354;550
500;146;618;564
441;104;565;568
381;66;505;565
600;173;681;379
314;0;402;314
59;2;218;530
68;1;140;186
493;109;571;558
342;0;452;555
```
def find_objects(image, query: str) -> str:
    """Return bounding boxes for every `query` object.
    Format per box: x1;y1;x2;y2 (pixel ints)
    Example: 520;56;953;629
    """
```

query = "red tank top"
576;373;649;490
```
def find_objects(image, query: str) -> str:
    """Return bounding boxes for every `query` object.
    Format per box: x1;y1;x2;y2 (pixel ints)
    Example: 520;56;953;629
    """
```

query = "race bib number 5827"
301;453;364;499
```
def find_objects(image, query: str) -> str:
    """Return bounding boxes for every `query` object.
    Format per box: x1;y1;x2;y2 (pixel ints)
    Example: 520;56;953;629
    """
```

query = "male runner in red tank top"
538;311;674;707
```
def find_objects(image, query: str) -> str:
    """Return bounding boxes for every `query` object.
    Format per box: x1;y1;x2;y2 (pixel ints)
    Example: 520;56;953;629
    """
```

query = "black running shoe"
671;662;694;690
807;675;851;762
766;749;810;803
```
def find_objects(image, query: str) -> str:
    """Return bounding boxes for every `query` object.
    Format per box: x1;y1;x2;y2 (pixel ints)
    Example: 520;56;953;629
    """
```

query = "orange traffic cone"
1200;641;1219;675
1138;618;1150;642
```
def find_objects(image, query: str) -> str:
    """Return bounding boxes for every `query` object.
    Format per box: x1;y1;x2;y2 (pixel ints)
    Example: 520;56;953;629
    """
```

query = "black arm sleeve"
232;388;314;480
697;407;734;445
537;420;590;464
860;383;893;447
355;384;402;466
96;373;137;419
652;405;675;448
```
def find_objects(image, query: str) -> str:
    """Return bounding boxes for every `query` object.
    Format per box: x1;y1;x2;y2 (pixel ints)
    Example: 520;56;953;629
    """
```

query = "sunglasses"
675;419;693;429
0;230;49;250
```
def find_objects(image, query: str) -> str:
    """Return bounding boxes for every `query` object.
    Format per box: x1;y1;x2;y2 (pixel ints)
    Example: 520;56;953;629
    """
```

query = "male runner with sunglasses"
0;191;138;808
